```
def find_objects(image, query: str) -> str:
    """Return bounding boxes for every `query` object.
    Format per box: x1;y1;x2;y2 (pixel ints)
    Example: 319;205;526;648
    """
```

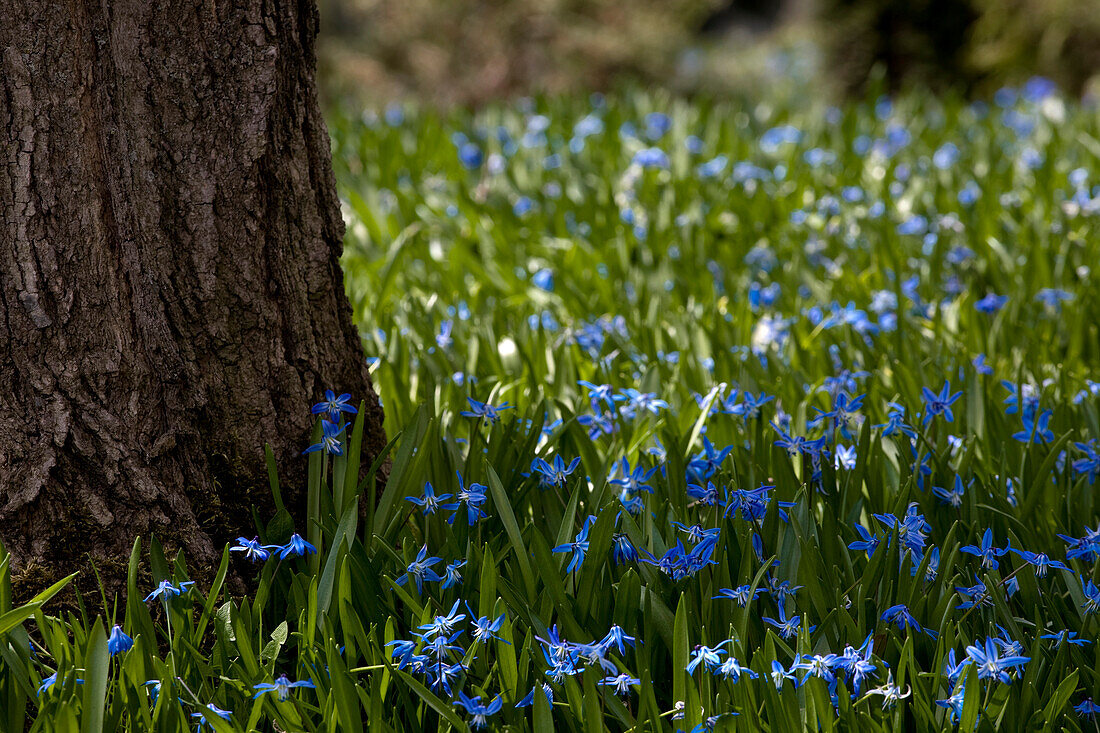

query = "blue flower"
515;683;554;708
772;425;828;457
760;124;801;152
577;380;615;409
552;515;596;573
303;419;345;456
531;455;582;490
426;661;465;696
436;320;454;350
1036;288;1073;310
455;693;503;729
762;601;814;639
192;703;232;729
599;625;636;655
932;142;959;169
644;112;672;140
1059;525;1100;562
866;671;911;709
697;155;728;178
1075;699;1100;717
449;472;489;525
834;444;857;470
396;545;443;594
513;196;535;216
37;672;83;696
809;391;864;440
1071;441;1100;484
791;653;840;684
466;605;509;644
914;546;940;581
723;484;794;524
599;672;640;696
609;459;659;495
880;604;936;638
1001;380;1041;418
440;560;466;589
277;533;317;559
897;214;928;236
965;637;1029;684
415;629;465;660
230;536;272;562
311;390;357;422
384;638;418;669
107;625;133;655
955;575;993;610
936;682;966;723
632;147;669;168
406;482;459;516
942;649;970;684
848;525;880;558
1008;546;1067;577
713;584;763;606
835;635;878;695
419;600;466;637
920;381;962;427
616;388;668;418
686;642;728;674
1082;578;1100;614
769;660;797;690
461;397;513;424
932;475;967;508
768;578;802;606
1013;408;1054;443
531;268;554;291
611;532;638;565
716;656;759;682
960;528;1007;570
873;503;930;557
458;142;483;169
253;674;316;701
1040;630;1091;647
686;481;720;506
144;580;195;603
688;438;734;481
730;391;774;419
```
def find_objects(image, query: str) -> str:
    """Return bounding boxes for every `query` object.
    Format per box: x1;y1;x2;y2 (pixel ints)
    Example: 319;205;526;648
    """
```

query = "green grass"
5;87;1100;731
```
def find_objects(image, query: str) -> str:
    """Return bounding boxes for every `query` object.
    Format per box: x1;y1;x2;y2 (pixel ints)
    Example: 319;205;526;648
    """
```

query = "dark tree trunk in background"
0;0;386;597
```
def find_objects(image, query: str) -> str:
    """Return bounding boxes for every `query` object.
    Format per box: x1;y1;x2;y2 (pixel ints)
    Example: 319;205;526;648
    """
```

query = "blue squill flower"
277;533;316;559
192;704;233;730
449;473;489;525
455;693;503;729
461;397;513;424
253;674;315;701
144;580;195;603
960;529;1007;570
311;390;357;422
107;625;133;655
920;381;962;426
965;637;1029;684
302;419;345;455
552;515;596;573
230;536;272;562
406;482;458;516
396;545;442;594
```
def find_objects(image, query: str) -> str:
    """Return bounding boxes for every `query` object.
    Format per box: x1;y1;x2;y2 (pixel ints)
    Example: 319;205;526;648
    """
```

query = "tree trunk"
0;0;385;597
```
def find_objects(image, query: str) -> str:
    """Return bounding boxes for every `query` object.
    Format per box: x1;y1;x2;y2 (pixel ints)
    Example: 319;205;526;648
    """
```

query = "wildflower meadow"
6;83;1100;731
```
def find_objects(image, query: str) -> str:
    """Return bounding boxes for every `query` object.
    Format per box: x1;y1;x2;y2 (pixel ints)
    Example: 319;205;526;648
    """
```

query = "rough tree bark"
0;0;386;597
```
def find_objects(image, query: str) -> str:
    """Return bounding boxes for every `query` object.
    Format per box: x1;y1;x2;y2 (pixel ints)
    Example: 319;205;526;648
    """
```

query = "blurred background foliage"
317;0;1100;107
